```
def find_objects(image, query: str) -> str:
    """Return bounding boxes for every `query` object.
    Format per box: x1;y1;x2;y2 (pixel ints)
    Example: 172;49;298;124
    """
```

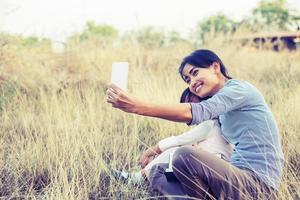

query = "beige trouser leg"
172;146;277;200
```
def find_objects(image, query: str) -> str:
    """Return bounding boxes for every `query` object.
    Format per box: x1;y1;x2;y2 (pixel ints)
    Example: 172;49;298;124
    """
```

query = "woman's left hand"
106;83;140;113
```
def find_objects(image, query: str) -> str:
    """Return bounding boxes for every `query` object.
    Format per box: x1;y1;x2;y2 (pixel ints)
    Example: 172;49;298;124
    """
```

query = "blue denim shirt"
189;79;284;190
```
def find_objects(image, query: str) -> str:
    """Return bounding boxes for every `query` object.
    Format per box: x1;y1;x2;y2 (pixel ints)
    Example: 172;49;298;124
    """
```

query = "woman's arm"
136;102;192;123
106;84;192;123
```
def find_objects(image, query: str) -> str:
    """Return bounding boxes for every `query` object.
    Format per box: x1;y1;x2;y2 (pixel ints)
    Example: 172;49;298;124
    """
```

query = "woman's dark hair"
178;49;232;80
180;88;210;103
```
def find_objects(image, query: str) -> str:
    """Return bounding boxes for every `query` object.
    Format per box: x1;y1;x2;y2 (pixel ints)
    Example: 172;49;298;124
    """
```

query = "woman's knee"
172;146;195;171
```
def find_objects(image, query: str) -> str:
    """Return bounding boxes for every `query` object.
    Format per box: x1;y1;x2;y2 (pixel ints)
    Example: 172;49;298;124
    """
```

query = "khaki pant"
148;146;277;200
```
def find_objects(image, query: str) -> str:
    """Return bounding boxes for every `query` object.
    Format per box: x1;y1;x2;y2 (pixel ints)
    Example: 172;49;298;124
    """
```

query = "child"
111;88;233;183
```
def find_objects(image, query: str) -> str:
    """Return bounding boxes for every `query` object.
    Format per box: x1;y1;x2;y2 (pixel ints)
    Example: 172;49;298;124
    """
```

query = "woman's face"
181;63;223;98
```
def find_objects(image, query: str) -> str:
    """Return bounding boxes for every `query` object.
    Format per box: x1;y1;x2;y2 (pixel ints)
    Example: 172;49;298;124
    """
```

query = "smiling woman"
106;49;284;199
179;50;232;98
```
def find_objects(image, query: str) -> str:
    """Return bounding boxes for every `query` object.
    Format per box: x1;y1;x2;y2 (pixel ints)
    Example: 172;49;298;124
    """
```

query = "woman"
106;49;284;199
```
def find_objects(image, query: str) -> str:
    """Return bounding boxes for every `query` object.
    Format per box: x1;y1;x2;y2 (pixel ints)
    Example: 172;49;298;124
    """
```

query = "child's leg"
143;147;179;178
111;147;179;183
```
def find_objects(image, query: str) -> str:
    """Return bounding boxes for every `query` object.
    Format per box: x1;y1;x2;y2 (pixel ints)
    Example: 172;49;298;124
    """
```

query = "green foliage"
122;27;187;48
135;26;166;47
21;36;39;46
69;21;118;43
0;33;50;47
194;14;237;44
247;0;300;31
253;0;291;30
166;31;187;44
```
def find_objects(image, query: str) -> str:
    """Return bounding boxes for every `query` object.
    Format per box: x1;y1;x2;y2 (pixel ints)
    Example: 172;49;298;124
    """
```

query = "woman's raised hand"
106;83;141;113
140;145;162;169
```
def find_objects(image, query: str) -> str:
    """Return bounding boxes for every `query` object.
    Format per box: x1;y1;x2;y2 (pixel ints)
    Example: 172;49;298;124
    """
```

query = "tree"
135;26;166;47
194;14;237;44
69;21;118;42
121;28;188;48
166;31;183;43
250;0;300;31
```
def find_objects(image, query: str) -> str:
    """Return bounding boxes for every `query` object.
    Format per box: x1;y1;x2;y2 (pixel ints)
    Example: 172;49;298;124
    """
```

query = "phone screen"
111;62;129;90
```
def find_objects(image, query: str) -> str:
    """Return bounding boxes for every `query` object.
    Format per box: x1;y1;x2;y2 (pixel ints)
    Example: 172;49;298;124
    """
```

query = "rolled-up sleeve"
189;80;249;125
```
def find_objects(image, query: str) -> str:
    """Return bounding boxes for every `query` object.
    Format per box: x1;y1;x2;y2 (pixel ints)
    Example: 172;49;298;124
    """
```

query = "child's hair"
180;88;205;103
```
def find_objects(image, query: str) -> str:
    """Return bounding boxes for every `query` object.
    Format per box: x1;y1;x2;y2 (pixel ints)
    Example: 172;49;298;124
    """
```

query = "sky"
1;0;300;42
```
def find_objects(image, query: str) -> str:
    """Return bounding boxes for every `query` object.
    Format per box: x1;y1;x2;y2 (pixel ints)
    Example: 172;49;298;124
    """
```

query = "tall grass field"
0;37;299;199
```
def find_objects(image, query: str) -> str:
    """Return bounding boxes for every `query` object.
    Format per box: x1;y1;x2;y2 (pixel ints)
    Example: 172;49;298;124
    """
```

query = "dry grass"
0;36;299;199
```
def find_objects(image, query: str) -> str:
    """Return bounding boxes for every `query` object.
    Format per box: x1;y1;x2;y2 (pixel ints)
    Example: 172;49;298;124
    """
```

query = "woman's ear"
212;62;221;74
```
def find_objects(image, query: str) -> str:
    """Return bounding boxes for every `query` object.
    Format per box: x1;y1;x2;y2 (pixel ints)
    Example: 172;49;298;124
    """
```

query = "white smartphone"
111;62;129;90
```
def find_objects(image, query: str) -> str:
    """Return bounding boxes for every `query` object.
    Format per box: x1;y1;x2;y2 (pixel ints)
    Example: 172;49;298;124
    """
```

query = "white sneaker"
110;169;144;185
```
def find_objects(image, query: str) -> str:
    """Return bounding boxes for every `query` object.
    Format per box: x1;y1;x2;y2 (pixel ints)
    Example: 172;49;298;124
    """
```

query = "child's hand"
140;145;162;169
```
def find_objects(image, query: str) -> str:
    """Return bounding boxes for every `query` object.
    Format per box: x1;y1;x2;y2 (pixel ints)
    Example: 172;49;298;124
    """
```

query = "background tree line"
1;0;299;48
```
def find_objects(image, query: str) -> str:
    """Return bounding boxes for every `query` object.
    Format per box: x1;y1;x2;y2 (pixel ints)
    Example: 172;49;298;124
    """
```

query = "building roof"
238;31;300;39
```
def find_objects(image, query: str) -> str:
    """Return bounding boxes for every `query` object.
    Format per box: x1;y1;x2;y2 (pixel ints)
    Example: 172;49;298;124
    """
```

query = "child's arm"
158;120;214;152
